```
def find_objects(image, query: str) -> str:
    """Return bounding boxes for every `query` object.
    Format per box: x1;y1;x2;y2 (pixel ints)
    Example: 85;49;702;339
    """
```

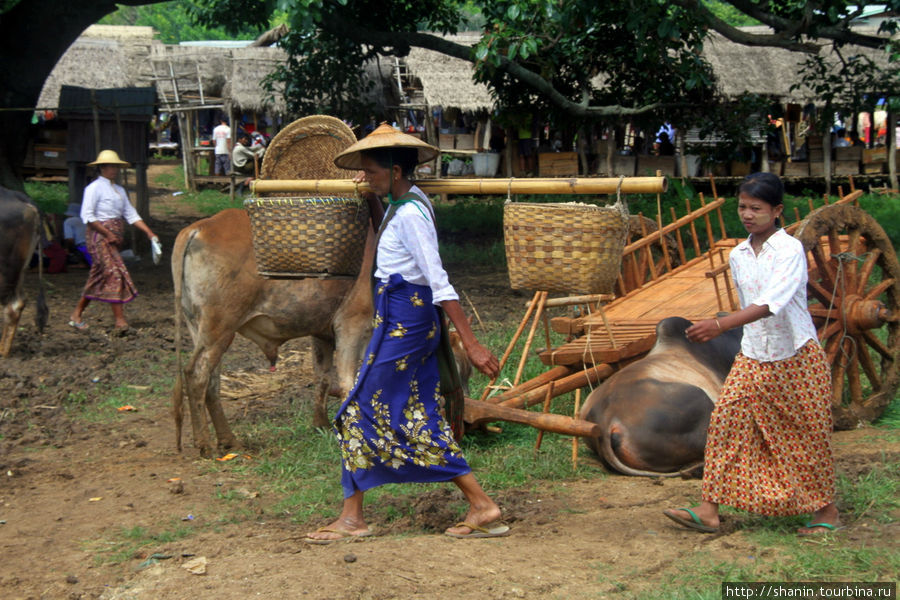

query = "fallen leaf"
181;556;207;575
89;497;102;502
117;405;138;412
126;385;152;392
167;477;182;483
216;453;239;462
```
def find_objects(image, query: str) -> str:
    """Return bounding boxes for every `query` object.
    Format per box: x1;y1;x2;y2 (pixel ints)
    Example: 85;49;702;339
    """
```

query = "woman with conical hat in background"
305;123;508;543
68;150;159;331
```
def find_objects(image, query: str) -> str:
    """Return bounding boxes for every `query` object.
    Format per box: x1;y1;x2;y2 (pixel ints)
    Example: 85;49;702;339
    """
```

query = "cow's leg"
0;295;25;357
183;335;234;458
182;346;215;457
205;362;238;452
331;315;370;403
311;337;336;428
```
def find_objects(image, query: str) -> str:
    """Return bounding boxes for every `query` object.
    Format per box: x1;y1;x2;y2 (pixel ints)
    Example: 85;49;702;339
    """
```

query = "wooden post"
572;388;581;470
888;112;897;191
478;290;542;402
606;130;614;176
823;129;832;195
513;291;549;387
761;142;769;173
90;89;101;157
136;164;149;218
534;381;555;451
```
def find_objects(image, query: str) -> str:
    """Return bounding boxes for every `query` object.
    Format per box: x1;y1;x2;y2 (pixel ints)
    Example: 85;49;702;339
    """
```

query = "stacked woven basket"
244;115;369;278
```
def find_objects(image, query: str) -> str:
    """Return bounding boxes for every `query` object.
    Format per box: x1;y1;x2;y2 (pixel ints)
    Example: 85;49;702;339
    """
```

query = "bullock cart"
467;186;899;436
250;178;898;437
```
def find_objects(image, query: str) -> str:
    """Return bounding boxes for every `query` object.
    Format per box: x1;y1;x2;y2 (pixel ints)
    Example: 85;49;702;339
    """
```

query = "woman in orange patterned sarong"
68;150;158;331
663;172;840;536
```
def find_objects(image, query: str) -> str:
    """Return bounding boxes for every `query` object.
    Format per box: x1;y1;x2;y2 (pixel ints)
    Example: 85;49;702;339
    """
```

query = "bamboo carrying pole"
251;176;667;196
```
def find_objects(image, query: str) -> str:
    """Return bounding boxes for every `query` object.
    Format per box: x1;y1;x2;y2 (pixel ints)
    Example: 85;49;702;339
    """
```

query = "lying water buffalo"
579;316;742;477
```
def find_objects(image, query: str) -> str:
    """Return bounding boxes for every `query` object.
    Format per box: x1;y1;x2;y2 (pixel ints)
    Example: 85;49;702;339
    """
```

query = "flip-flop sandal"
663;507;719;533
797;521;843;537
303;527;374;545
68;320;88;331
444;521;511;539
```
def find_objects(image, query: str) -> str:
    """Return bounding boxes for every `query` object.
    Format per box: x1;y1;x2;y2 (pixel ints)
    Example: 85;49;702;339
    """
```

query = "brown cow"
1;187;47;357
579;317;742;477
171;208;375;457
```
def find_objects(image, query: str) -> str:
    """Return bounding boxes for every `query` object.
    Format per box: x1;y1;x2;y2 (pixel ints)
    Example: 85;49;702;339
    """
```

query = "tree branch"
671;0;820;52
725;0;893;50
319;14;660;118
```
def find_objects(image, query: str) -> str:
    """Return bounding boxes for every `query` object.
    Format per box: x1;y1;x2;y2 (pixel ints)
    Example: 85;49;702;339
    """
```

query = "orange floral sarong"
701;340;835;515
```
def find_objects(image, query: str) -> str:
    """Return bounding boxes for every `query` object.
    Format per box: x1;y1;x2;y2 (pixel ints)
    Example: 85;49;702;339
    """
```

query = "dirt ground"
1;169;898;599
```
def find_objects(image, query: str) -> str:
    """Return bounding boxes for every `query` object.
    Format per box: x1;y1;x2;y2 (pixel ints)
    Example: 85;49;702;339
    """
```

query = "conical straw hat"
333;122;439;170
87;149;130;167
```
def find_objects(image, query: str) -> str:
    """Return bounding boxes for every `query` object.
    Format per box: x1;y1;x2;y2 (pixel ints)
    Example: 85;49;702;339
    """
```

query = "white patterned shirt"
375;186;458;305
80;176;142;225
729;228;818;362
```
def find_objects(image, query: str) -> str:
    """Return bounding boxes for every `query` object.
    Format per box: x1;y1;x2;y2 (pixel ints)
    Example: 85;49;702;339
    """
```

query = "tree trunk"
0;0;167;191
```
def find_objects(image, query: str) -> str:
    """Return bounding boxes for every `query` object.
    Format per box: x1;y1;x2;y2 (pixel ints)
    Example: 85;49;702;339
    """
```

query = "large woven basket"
247;115;366;278
503;201;629;294
244;196;370;278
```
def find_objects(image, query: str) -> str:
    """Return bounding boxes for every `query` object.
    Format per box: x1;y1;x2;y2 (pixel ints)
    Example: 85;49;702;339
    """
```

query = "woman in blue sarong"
305;123;507;543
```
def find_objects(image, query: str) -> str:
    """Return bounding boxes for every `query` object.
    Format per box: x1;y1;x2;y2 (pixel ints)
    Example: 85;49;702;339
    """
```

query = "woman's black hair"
739;172;784;207
360;147;419;179
739;172;784;226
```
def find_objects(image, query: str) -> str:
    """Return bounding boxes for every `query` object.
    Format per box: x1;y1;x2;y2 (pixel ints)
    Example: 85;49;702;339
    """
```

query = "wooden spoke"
810;242;837;291
808;306;840;322
857;338;882;390
862;330;892;361
827;229;842;263
818;320;843;345
830;347;847;409
845;340;862;406
843;228;862;292
864;278;895;302
807;279;839;307
856;248;882;296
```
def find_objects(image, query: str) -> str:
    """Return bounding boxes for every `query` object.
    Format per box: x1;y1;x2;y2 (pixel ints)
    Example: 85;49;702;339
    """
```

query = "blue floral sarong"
334;273;470;497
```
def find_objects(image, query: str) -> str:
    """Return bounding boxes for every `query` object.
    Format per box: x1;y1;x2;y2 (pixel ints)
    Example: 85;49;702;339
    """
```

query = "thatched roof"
226;46;287;115
148;43;232;105
702;26;895;101
405;33;494;112
38;25;156;109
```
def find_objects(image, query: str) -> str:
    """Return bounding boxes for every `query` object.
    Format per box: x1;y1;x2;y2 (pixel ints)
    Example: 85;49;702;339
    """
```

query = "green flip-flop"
663;507;719;533
798;521;843;537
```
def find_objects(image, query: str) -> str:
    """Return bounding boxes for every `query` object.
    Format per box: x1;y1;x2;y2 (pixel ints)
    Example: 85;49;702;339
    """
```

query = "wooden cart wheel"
617;215;681;295
794;203;900;428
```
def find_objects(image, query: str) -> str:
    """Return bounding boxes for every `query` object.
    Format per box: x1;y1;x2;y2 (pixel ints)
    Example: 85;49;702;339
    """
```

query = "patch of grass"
152;164;186;190
178;189;243;216
90;523;194;565
836;460;899;523
64;384;145;422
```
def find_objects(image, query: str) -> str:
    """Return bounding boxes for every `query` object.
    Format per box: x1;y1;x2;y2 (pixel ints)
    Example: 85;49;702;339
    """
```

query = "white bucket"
473;152;501;177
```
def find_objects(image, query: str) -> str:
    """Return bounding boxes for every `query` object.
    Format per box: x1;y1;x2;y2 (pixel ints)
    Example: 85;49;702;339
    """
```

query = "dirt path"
1;176;897;599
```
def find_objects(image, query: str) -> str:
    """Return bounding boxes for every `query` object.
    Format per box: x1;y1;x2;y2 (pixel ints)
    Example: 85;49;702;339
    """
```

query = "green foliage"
24;181;68;215
701;0;760;26
99;1;265;43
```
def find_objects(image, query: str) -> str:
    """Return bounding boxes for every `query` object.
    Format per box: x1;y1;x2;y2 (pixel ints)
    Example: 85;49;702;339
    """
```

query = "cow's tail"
171;229;195;453
33;228;48;333
600;421;704;479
